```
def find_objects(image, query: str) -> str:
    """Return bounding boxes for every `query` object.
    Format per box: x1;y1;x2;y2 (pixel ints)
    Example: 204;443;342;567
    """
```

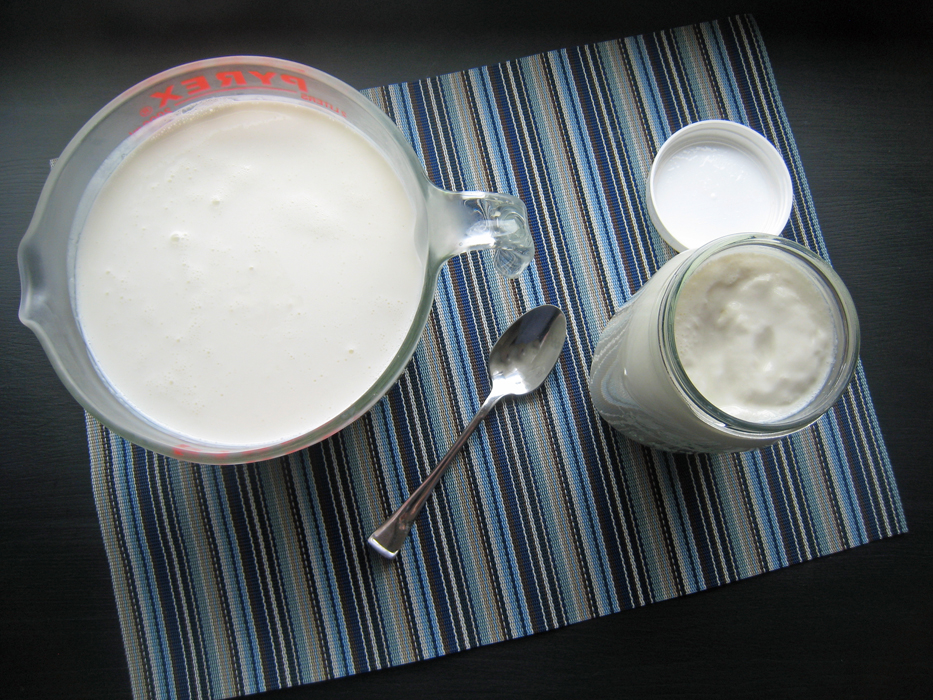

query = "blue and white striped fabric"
88;15;906;700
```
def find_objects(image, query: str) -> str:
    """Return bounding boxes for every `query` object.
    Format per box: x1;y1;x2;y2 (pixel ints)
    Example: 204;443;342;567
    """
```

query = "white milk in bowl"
74;98;424;448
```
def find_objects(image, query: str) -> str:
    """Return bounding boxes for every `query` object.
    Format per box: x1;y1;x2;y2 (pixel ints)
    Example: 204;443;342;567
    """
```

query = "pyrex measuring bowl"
18;56;534;464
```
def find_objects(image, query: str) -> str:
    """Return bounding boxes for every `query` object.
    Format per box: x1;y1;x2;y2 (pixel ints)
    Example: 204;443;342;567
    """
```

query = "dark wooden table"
2;2;930;698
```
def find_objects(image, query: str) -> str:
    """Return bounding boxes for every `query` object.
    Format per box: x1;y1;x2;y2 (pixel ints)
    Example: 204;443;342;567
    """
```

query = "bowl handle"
426;185;534;278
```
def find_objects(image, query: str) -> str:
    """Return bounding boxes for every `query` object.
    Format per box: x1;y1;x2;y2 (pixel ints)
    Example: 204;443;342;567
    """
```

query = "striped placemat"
88;15;906;700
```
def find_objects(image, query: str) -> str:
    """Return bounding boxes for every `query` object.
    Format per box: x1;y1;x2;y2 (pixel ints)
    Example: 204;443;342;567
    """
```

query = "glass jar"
588;234;860;453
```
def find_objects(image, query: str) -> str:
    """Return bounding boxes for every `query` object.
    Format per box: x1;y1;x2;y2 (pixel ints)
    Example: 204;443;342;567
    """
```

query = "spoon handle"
368;391;503;559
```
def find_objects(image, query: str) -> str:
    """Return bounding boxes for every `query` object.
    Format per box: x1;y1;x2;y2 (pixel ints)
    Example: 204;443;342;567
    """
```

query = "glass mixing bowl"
18;56;534;464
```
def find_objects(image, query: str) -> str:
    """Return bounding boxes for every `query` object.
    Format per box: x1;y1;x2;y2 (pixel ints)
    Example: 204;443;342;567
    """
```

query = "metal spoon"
368;304;567;559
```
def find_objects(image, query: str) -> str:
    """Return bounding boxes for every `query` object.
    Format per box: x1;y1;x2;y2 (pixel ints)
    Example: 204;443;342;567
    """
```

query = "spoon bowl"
368;304;567;559
488;305;568;396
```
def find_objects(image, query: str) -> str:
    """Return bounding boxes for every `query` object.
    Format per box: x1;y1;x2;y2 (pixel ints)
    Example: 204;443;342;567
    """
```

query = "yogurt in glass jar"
588;234;859;453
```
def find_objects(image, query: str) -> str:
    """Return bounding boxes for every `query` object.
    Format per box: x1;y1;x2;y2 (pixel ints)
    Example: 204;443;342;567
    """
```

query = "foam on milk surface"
673;247;835;423
75;99;424;446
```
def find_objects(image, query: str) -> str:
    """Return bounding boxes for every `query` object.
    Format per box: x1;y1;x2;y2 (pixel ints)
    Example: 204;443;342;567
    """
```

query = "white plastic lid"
646;120;793;251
